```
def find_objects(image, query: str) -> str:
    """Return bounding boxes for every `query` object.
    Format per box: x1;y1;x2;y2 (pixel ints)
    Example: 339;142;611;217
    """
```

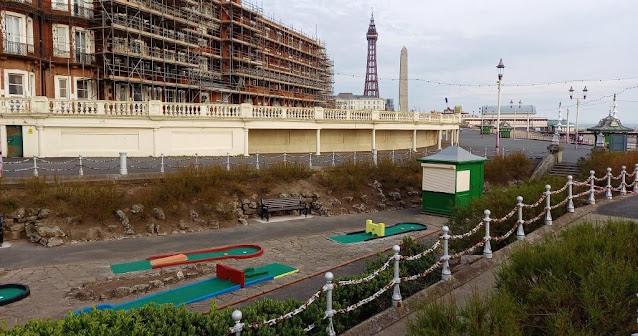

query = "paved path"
459;129;592;163
0;209;445;328
371;195;638;336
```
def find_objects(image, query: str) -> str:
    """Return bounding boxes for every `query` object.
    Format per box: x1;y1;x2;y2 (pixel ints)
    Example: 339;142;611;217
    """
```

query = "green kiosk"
418;146;488;216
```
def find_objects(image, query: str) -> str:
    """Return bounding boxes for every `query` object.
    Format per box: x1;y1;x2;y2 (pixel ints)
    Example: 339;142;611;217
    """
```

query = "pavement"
0;208;446;328
459;129;593;163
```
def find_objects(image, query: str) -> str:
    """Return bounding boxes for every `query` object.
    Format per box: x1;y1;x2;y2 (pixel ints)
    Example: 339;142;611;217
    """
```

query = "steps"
549;162;580;177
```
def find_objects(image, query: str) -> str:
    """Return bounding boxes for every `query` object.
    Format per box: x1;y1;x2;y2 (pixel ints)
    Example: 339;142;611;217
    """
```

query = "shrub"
484;152;533;186
317;158;421;194
578;150;638;179
408;221;638;336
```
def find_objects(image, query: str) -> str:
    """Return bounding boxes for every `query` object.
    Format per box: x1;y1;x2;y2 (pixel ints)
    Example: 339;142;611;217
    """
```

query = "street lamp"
495;59;505;155
569;86;587;149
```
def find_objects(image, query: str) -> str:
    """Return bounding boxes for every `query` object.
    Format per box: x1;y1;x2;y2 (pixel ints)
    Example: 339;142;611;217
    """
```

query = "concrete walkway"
0;208;446;328
365;195;638;336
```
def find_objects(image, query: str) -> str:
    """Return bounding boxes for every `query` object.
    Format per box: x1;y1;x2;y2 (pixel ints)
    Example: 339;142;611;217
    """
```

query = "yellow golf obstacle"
365;219;385;237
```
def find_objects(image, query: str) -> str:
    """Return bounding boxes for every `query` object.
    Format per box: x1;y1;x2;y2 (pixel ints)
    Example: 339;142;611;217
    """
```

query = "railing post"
32;156;39;177
309;152;313;168
484;147;488;157
373;149;378;166
392;245;402;307
331;151;336;167
0;215;4;247
160;154;165;173
255;153;260;170
226;153;230;171
545;185;552;225
324;272;336;336
589;170;596;204
232;310;243;336
634;164;638;193
119;152;128;175
606;167;613;199
194;153;199;171
441;226;451;280
283;152;287;167
353;151;357;164
391;149;395;164
483;210;492;258
78;155;84;176
621;165;627;196
567;176;575;212
516;196;525;240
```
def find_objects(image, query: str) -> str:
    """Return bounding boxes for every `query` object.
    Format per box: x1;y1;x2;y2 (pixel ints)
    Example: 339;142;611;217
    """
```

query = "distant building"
334;93;386;110
385;98;395;111
463;105;548;130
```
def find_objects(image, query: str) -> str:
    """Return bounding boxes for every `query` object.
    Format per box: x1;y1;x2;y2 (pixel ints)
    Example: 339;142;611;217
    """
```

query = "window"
52;0;69;11
53;24;70;57
56;77;69;98
8;73;24;96
76;79;92;99
73;29;93;63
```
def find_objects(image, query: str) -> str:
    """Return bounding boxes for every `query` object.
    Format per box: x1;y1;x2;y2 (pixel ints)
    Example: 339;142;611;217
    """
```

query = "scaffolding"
91;0;334;106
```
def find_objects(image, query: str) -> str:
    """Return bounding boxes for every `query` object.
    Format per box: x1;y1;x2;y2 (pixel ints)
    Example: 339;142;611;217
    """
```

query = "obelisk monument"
399;46;408;112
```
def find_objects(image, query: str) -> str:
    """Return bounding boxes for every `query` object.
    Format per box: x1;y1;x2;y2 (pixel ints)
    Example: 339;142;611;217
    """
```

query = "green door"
6;126;23;158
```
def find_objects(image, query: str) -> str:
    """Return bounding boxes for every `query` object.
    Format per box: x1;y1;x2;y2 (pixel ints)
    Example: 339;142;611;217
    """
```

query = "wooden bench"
260;197;308;221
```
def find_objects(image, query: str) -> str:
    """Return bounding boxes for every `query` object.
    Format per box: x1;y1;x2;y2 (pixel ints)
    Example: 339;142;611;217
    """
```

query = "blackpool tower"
363;12;379;97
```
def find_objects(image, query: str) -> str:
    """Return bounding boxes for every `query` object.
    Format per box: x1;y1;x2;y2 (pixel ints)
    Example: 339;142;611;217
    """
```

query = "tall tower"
399;46;408;111
363;12;379;97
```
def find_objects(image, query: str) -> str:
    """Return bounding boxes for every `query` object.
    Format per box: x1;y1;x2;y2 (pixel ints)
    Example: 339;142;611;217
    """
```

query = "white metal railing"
0;98;461;124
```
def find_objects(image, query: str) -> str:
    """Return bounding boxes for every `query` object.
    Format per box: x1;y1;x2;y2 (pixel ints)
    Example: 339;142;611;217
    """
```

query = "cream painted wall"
248;129;318;154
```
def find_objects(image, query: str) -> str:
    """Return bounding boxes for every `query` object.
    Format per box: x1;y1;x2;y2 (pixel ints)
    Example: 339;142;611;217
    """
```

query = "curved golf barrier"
0;284;30;306
227;164;638;335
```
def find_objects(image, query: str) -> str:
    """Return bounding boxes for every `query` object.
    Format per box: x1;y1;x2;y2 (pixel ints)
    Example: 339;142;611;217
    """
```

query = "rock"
372;180;382;189
186;272;198;278
132;284;150;292
203;203;214;212
46;237;64;247
249;202;258;209
360;194;368;203
278;193;290;198
232;209;244;217
311;192;321;200
407;191;420;197
113;287;133;298
125;228;135;235
377;203;387;210
398;201;407;208
353;204;366;213
176;271;185;280
37;208;51;219
163;277;175;283
343;196;354;202
107;225;118;232
130;204;144;214
9;223;25;232
27;208;39;217
68;287;92;300
329;198;342;207
388;192;402;201
411;199;421;205
115;210;127;221
241;199;251;205
149;280;164;288
178;220;189;230
146;223;156;234
66;216;81;226
25;216;38;223
238;218;249;226
11;208;25;219
152;207;165;220
189;210;199;220
37;226;65;238
154;224;161;234
208;220;220;229
86;228;103;241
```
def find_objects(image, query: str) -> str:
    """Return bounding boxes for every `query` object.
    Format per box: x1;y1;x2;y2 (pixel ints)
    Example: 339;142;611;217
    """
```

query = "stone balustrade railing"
0;97;460;124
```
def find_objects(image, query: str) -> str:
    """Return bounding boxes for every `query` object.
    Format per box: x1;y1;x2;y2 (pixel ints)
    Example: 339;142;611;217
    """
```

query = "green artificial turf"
110;246;262;274
0;288;26;302
328;223;427;244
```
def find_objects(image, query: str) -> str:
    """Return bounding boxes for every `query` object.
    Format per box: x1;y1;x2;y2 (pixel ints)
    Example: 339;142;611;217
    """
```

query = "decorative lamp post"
495;59;505;155
569;86;587;149
510;99;514;137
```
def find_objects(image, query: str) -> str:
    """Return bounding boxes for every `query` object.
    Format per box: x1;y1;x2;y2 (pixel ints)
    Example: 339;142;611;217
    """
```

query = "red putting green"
110;244;263;274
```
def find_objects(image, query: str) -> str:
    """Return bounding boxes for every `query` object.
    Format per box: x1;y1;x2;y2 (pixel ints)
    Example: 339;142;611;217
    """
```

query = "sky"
257;0;638;124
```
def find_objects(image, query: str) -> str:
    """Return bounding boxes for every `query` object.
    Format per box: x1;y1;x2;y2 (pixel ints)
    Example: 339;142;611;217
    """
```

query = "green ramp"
329;223;427;244
111;246;262;274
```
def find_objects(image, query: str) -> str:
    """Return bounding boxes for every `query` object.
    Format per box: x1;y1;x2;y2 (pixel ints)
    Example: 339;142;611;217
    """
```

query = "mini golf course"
328;222;427;244
0;284;30;306
110;244;263;274
78;263;297;313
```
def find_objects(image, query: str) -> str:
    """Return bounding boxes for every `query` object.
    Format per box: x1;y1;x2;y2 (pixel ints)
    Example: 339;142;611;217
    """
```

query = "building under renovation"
0;0;334;106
